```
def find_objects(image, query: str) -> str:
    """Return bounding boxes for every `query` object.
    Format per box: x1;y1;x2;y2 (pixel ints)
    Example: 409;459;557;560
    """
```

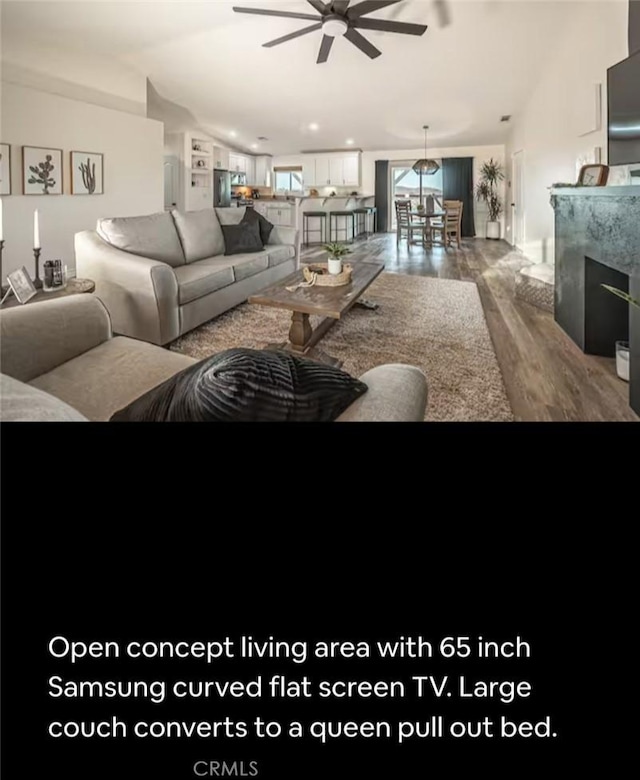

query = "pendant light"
413;125;440;175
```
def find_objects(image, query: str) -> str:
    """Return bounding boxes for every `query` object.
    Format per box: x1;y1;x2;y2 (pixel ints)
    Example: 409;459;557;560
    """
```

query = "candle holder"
33;247;43;289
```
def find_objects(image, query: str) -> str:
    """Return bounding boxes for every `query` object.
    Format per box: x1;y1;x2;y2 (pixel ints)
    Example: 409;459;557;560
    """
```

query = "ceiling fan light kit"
233;0;428;64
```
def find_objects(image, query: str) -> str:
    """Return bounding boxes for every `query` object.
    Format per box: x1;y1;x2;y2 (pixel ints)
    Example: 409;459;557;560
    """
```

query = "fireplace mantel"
551;186;640;415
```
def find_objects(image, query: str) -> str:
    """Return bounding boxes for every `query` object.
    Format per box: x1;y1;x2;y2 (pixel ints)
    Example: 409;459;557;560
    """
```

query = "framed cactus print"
22;146;63;195
71;151;103;195
0;144;11;195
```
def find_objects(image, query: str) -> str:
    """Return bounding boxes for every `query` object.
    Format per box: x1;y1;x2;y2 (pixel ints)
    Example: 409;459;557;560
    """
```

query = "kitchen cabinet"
229;153;246;173
302;158;316;187
263;204;293;227
213;146;229;171
253;156;272;188
301;152;360;186
314;155;331;186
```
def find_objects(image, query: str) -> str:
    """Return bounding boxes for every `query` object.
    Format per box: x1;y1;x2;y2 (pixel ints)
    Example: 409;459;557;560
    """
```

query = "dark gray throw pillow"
221;220;263;255
242;206;274;245
110;348;368;422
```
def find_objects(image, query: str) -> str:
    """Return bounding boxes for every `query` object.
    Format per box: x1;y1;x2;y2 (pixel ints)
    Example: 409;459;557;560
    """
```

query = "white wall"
505;0;629;264
1;82;164;276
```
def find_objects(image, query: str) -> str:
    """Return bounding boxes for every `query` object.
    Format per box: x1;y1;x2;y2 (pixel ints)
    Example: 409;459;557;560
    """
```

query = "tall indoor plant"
475;159;505;240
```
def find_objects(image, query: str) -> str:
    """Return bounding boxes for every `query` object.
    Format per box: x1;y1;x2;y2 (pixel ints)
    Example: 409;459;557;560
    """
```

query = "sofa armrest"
75;231;180;345
0;295;112;383
335;364;428;422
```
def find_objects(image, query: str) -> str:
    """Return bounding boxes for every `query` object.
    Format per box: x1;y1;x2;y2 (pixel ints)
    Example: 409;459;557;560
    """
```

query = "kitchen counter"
252;195;376;233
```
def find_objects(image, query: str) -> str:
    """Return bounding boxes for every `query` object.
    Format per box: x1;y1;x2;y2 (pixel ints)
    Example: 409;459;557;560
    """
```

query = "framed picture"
22;146;63;195
578;164;609;186
70;151;104;195
0;143;11;195
7;266;37;304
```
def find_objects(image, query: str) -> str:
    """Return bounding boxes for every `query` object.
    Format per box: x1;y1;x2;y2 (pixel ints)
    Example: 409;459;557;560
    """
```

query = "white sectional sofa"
75;207;298;345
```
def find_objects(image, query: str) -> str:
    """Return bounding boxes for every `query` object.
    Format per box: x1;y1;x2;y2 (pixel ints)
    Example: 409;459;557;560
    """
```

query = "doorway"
389;162;443;229
511;150;525;250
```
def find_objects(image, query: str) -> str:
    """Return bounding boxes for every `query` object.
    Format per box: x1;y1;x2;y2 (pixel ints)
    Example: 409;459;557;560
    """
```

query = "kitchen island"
253;195;375;235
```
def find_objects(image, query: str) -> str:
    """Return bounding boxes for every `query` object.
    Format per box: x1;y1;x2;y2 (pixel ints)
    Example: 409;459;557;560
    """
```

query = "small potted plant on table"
323;242;352;275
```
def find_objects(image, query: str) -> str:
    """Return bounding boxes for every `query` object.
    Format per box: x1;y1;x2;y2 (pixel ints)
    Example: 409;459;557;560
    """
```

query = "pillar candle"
34;209;40;249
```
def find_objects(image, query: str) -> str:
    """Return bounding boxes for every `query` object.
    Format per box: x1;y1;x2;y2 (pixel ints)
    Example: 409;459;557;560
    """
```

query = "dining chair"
395;200;424;246
431;200;463;248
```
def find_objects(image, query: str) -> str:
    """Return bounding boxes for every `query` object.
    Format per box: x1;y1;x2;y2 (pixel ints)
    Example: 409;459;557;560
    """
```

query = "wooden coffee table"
249;261;385;366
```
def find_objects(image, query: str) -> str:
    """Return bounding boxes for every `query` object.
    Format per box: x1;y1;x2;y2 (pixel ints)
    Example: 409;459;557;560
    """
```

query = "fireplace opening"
584;256;630;357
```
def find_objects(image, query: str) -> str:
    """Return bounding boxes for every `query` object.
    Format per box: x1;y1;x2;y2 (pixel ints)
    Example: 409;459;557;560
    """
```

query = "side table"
0;278;95;309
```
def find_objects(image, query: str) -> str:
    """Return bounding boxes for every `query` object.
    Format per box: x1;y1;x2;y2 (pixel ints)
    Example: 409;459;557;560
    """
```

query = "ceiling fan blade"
233;7;321;22
263;23;323;48
317;34;334;63
344;27;381;58
434;0;452;28
347;0;401;19
352;17;427;35
307;0;329;12
332;1;350;14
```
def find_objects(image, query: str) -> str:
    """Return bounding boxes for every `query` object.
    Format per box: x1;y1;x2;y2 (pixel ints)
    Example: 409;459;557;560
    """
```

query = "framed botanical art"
0;143;11;195
71;151;104;195
22;146;63;195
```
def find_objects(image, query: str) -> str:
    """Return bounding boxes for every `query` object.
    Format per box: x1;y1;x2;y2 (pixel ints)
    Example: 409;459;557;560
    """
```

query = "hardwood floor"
300;234;638;421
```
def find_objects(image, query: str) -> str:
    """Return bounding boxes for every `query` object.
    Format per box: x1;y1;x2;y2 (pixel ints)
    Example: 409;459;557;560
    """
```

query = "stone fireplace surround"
551;186;640;416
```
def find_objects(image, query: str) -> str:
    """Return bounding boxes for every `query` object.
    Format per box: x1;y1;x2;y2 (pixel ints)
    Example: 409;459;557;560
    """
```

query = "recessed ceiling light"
308;123;319;131
229;130;237;137
250;143;258;150
346;138;354;145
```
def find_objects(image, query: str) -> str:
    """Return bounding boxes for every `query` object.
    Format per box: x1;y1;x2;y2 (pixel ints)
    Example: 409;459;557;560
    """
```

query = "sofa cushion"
215;206;246;225
264;244;295;268
231;252;270;281
222;220;264;256
30;337;195;421
174;258;236;305
1;373;88;422
242;207;274;245
171;208;225;262
97;212;185;267
109;348;368;422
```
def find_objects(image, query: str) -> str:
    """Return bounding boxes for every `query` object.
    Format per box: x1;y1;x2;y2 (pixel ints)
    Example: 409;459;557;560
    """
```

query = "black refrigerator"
214;170;231;207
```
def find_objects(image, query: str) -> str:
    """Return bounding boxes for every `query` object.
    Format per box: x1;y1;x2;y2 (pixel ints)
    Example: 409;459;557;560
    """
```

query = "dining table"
409;210;446;246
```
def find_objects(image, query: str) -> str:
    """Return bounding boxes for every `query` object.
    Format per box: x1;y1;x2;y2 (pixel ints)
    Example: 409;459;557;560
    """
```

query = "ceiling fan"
232;1;428;64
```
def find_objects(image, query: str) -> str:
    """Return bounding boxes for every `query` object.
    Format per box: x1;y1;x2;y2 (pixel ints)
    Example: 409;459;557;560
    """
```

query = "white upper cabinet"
253;156;273;187
342;153;360;186
314;155;331;186
229;153;246;173
213;147;230;171
301;152;360;187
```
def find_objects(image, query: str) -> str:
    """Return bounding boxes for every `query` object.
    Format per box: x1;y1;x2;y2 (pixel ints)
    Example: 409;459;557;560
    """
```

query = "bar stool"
352;208;369;239
329;210;355;243
302;211;327;246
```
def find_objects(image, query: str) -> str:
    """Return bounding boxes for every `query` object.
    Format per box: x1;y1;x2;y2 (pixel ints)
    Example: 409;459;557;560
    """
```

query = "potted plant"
475;158;505;239
602;284;640;381
323;242;351;275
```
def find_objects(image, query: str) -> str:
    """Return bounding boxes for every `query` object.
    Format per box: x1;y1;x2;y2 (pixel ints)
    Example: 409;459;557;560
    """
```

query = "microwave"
230;172;247;186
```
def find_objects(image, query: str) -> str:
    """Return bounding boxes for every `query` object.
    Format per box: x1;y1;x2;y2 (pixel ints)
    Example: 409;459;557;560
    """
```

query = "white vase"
328;257;342;275
486;221;501;240
616;340;630;381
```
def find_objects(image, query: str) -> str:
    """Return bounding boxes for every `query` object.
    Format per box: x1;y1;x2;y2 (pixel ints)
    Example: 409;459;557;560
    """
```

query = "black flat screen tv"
607;49;640;166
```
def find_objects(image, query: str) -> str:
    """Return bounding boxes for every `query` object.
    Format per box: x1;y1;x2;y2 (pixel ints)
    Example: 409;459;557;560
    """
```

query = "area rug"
170;272;514;421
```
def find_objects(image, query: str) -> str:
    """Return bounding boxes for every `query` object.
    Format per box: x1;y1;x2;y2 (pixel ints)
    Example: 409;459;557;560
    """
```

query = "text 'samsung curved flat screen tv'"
607;49;640;166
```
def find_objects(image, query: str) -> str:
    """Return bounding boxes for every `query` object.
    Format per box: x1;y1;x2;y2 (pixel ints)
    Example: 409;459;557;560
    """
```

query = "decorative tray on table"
302;263;353;287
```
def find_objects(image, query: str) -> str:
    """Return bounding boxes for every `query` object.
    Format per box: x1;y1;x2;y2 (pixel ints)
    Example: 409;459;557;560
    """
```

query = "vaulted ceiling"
2;1;577;154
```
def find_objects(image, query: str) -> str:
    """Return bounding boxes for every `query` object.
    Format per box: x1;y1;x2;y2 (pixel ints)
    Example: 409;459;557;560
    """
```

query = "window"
390;162;443;228
274;170;303;193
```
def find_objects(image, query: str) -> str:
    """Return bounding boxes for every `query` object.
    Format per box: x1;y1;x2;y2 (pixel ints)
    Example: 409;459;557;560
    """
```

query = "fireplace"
551;186;640;415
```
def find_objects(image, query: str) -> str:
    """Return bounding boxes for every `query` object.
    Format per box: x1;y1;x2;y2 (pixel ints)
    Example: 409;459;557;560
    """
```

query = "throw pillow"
242;206;274;245
221;220;264;256
110;348;368;422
